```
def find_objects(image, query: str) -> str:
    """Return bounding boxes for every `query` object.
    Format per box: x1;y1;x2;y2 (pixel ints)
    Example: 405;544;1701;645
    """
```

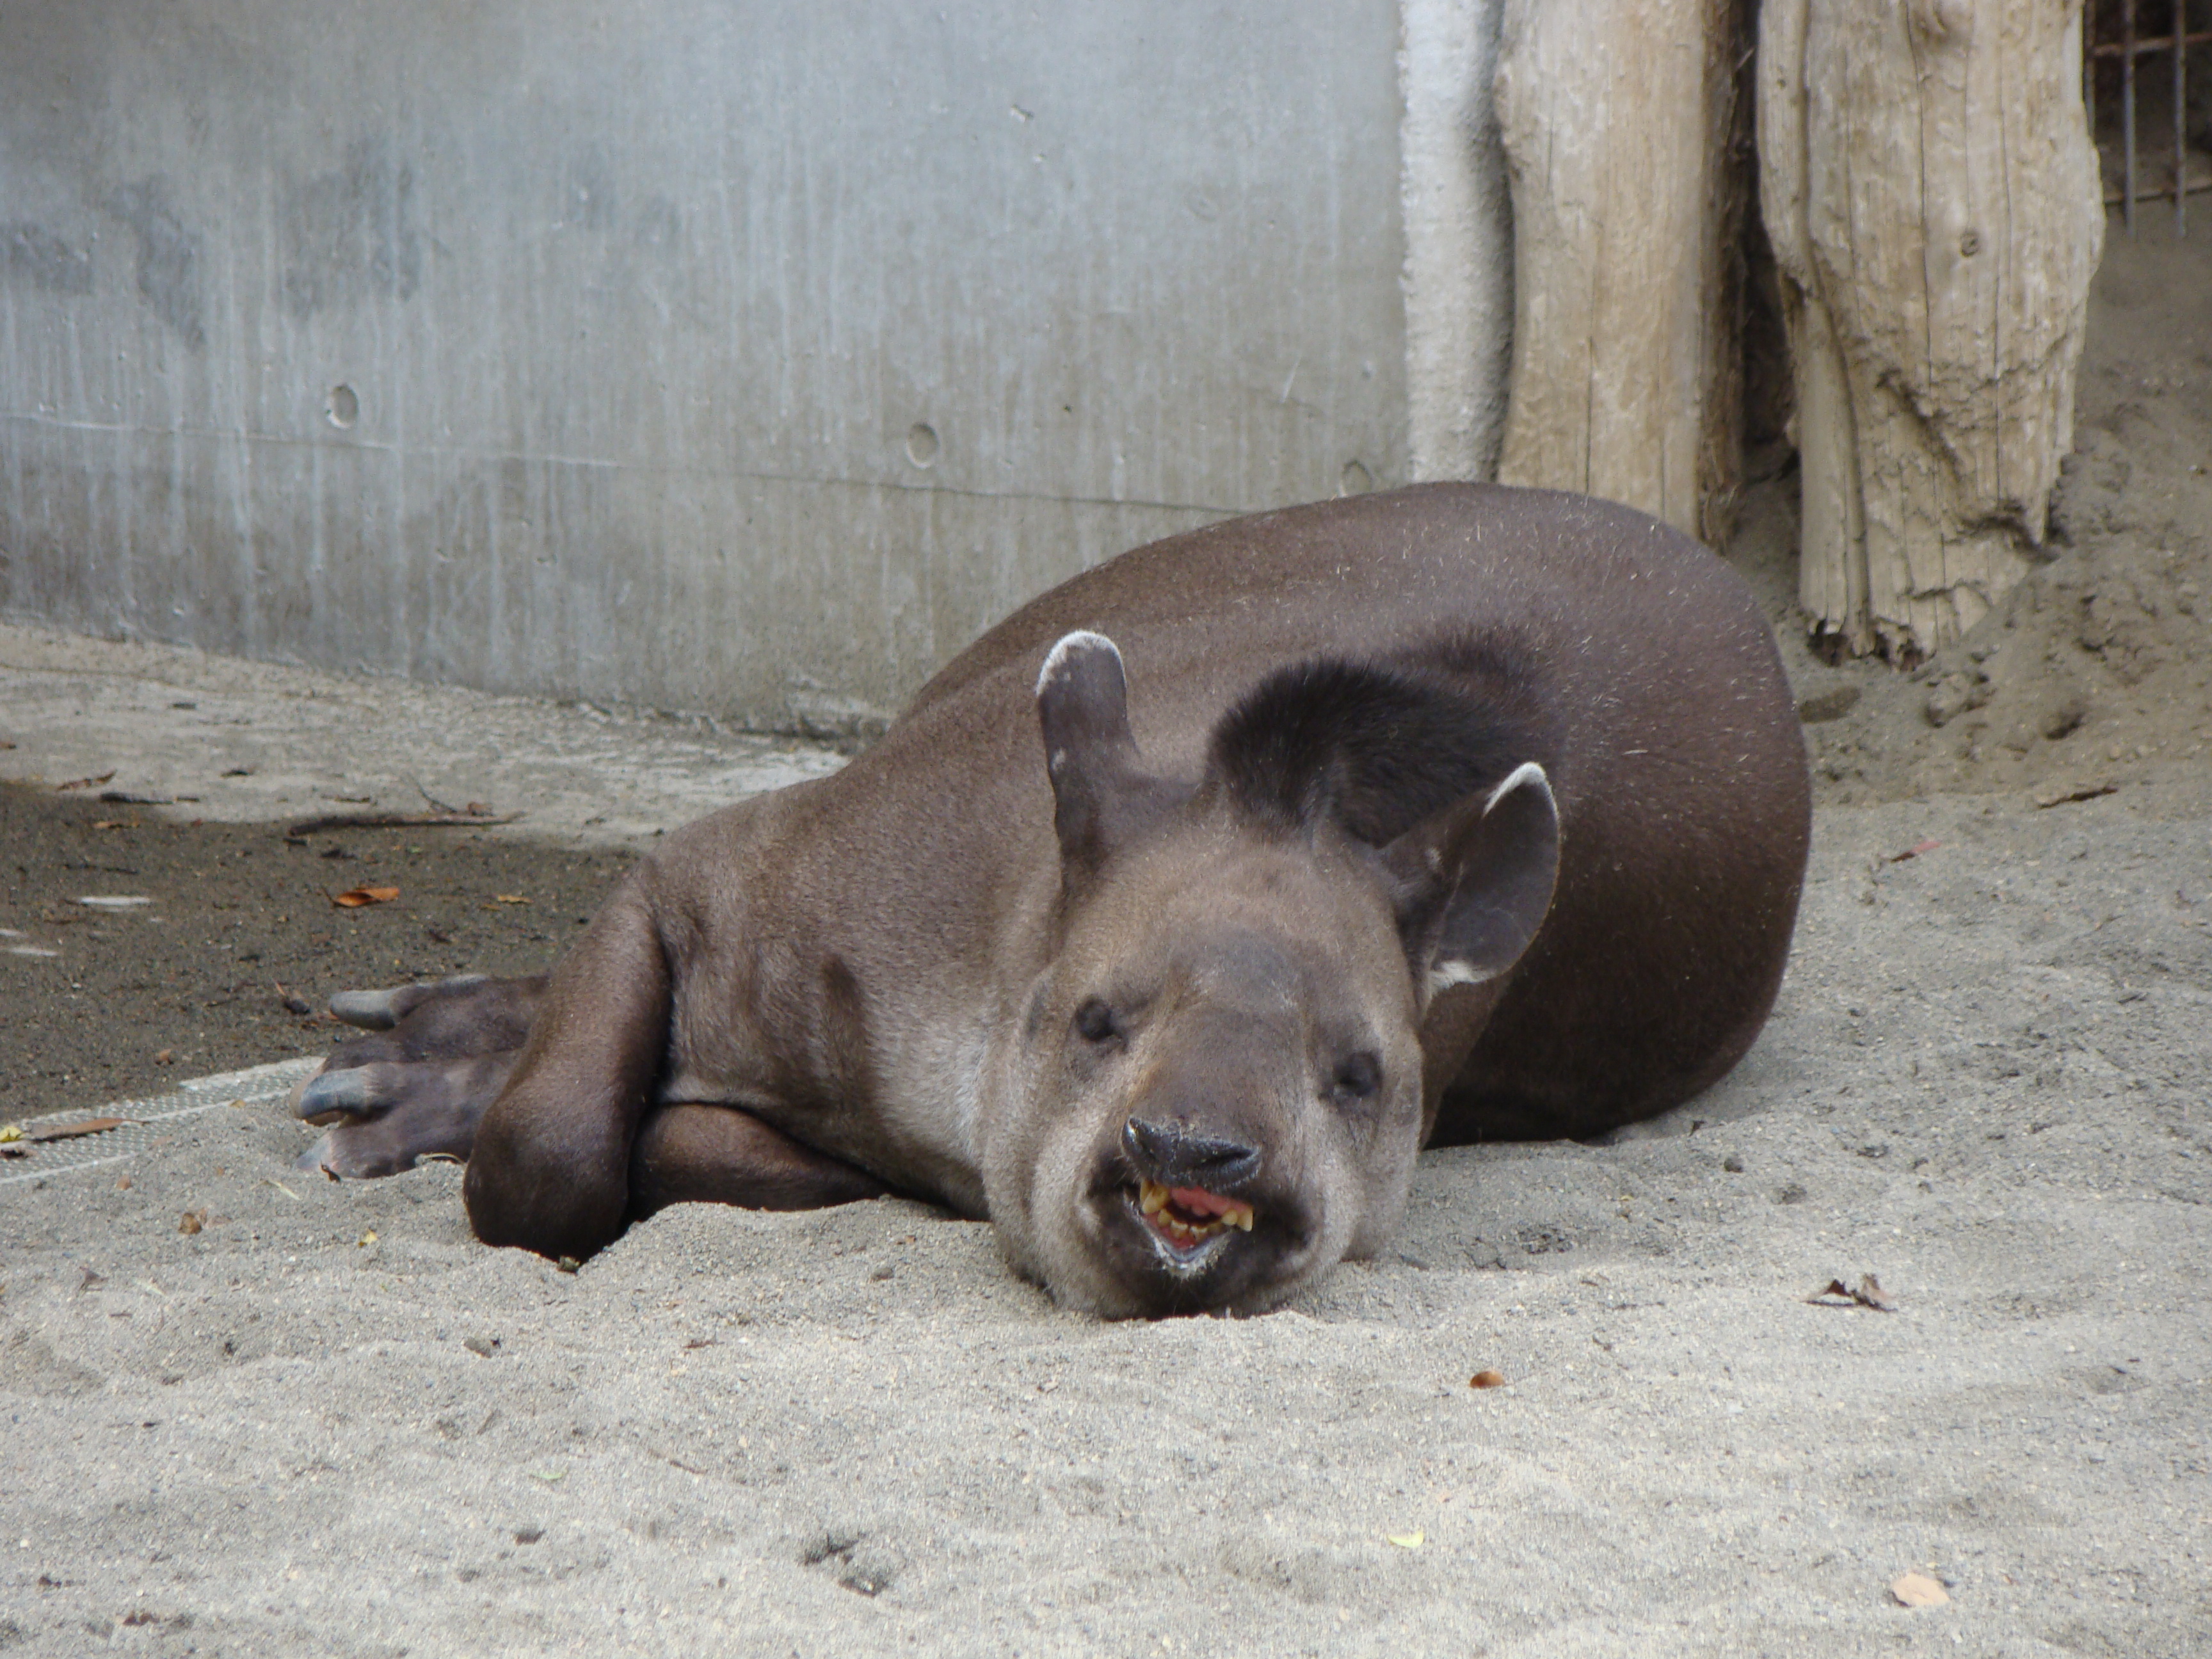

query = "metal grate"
0;1057;319;1191
2088;0;2210;236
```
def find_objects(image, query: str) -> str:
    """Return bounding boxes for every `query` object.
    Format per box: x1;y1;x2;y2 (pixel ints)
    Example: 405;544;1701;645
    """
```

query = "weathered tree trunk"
1493;0;1749;541
1759;0;2103;664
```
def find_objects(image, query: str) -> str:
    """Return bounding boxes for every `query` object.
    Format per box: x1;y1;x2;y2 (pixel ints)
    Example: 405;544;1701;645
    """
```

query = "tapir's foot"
287;973;549;1178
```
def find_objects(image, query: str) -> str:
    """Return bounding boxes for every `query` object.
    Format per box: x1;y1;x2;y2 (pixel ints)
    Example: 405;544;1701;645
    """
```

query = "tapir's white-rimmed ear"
1036;631;1146;880
1381;761;1560;1006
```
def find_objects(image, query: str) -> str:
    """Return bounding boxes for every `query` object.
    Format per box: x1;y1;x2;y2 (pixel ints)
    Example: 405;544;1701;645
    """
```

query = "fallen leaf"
26;1117;131;1142
115;1176;131;1190
1470;1369;1507;1389
92;819;134;831
331;886;401;908
0;1125;20;1144
55;771;116;792
154;1048;175;1066
179;1209;207;1235
264;1179;300;1201
1890;1572;1949;1608
530;1467;567;1484
1807;1274;1897;1312
1386;1530;1425;1549
555;1255;581;1274
492;894;529;905
1887;838;1942;863
358;1230;379;1247
463;1336;498;1358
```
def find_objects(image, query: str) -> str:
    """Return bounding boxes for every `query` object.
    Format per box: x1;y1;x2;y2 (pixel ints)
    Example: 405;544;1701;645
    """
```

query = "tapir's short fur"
294;485;1811;1317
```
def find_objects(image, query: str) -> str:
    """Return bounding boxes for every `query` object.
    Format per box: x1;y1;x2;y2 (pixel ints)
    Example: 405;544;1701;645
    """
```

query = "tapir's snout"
1119;1117;1261;1191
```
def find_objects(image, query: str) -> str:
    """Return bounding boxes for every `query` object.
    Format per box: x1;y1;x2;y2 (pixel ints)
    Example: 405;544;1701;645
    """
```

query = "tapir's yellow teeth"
1136;1178;1256;1244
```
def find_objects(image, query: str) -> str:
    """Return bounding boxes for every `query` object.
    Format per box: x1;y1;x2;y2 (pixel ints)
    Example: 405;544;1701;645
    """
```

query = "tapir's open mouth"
1135;1178;1255;1254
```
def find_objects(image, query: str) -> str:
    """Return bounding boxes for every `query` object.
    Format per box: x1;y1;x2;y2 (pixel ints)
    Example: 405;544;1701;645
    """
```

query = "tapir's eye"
1331;1052;1382;1104
1073;998;1120;1045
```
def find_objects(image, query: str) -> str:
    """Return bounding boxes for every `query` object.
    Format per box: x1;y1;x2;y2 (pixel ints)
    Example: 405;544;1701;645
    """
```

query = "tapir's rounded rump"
296;486;1811;1317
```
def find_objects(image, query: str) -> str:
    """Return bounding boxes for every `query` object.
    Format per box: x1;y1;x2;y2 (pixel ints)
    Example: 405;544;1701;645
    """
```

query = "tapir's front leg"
463;879;672;1260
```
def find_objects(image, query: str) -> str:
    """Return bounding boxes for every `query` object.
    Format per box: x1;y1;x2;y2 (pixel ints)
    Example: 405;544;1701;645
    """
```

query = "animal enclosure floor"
3;218;2211;1655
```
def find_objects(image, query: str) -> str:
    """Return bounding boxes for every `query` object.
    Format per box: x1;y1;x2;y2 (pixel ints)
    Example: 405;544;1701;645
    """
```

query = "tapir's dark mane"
1207;634;1553;847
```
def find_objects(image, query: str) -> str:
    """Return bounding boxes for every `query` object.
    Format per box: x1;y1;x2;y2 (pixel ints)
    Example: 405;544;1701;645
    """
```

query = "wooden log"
1759;0;2104;664
1493;0;1749;540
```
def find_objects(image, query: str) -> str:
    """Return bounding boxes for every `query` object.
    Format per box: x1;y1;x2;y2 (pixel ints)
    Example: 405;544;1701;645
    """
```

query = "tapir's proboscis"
293;485;1811;1318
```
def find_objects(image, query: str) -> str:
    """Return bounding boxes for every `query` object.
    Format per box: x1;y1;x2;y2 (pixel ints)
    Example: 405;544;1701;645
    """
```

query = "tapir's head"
983;630;1562;1318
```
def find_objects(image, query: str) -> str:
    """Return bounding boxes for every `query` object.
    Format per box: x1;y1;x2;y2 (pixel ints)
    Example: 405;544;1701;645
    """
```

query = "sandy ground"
3;224;2211;1653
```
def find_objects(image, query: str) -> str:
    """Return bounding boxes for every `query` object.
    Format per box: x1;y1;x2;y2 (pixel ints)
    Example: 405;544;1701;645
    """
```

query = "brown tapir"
292;483;1811;1317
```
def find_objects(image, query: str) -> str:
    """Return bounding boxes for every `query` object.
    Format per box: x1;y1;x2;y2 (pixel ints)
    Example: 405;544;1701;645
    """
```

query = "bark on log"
1493;0;1748;540
1759;0;2104;664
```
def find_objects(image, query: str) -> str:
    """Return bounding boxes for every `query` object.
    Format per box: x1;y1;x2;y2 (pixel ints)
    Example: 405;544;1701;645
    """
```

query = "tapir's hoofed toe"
292;1062;403;1125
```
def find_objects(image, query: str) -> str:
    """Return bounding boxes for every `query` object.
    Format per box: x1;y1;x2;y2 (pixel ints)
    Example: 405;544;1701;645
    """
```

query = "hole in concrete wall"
905;422;939;468
1339;459;1374;496
326;385;359;429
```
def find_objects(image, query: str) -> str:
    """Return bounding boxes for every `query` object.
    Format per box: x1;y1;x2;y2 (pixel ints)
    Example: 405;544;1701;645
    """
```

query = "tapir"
292;483;1811;1317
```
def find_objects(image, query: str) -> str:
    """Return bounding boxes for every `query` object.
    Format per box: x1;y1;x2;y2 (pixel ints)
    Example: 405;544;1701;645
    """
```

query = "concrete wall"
0;1;1506;730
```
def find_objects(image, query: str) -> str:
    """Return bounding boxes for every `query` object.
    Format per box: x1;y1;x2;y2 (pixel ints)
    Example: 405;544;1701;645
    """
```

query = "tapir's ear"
1381;761;1560;1004
1036;631;1147;880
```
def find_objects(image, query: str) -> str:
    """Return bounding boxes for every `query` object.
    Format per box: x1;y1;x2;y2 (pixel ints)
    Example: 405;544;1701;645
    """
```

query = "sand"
3;777;2208;1656
4;220;2210;1658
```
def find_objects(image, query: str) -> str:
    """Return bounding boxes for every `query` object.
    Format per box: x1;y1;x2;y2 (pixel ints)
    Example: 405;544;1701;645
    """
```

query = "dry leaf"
179;1209;208;1235
115;1176;131;1190
0;1125;21;1144
27;1117;130;1142
1807;1274;1897;1312
55;771;116;792
1887;838;1942;863
493;894;529;905
1386;1530;1425;1549
331;886;401;908
358;1230;379;1247
155;1048;175;1065
1890;1572;1949;1607
1470;1369;1507;1389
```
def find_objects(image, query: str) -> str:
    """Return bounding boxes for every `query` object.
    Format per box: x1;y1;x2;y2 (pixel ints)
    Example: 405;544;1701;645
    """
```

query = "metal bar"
2090;29;2212;56
2126;0;2139;236
2177;0;2189;234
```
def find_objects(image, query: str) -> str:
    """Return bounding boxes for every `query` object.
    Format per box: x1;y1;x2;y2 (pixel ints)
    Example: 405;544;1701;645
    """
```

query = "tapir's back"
862;484;1811;1142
